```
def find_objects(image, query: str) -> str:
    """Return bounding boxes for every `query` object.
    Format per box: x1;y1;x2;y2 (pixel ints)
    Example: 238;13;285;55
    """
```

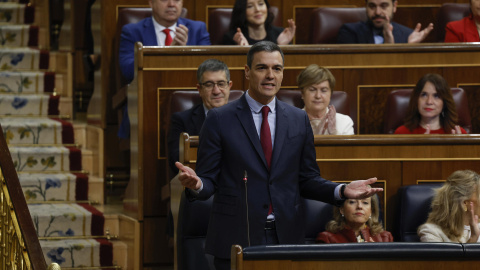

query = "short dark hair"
404;73;459;132
196;59;230;83
246;41;284;68
365;0;396;3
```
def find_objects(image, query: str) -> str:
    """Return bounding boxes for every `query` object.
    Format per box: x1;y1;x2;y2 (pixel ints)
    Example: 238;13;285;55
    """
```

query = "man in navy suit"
337;0;433;44
119;0;211;82
176;41;382;270
167;59;232;174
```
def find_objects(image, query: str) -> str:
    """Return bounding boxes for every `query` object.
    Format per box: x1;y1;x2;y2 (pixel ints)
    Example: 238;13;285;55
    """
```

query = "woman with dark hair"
316;193;393;243
222;0;295;45
394;73;467;134
445;0;480;42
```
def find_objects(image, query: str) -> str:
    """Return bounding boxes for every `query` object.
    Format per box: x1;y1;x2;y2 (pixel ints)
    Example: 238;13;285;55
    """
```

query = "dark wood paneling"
143;217;173;264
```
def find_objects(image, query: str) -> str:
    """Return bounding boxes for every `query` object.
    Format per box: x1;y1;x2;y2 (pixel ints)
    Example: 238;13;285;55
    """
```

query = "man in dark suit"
119;0;211;82
337;0;433;44
176;41;382;270
167;59;232;174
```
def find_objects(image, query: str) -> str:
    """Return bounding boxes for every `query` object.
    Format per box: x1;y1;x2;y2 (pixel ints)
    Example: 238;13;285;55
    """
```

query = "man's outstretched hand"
344;178;383;199
175;161;202;190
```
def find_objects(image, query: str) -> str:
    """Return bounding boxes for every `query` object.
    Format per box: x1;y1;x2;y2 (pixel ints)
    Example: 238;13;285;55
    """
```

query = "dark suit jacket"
445;16;480;42
189;94;339;258
337;21;413;44
119;17;211;82
167;103;206;174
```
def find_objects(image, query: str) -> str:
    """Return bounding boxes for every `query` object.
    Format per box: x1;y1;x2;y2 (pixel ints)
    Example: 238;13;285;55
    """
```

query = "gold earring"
463;204;468;212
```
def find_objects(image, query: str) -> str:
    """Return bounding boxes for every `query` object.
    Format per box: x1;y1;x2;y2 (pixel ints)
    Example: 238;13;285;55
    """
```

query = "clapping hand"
277;19;296;45
408;23;434;43
382;14;394;44
466;201;480;243
233;28;249;46
171;24;189;46
325;105;337;135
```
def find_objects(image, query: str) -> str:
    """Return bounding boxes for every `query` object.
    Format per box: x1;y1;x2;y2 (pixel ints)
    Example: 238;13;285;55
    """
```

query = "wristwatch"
340;184;347;200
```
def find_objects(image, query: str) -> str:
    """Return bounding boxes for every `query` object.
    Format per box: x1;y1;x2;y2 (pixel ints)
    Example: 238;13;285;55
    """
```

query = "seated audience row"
119;0;477;84
300;169;479;244
166;60;468;175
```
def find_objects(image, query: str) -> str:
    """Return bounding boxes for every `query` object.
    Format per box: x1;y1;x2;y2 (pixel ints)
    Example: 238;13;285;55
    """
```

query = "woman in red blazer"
445;0;480;42
316;193;393;243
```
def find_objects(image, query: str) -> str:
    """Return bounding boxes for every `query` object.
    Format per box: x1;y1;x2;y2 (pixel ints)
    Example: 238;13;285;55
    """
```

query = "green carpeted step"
0;71;55;93
0;24;38;47
41;239;113;268
0;2;34;24
19;173;88;201
0;117;69;144
9;145;82;172
0;93;59;115
29;203;103;237
0;47;48;70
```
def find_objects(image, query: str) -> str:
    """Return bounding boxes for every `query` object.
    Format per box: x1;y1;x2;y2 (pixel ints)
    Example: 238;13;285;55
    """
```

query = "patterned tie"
163;29;172;46
260;106;272;168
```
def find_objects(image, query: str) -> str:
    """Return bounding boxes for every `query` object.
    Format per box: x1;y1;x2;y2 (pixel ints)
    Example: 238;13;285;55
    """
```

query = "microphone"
244;170;250;246
47;263;61;270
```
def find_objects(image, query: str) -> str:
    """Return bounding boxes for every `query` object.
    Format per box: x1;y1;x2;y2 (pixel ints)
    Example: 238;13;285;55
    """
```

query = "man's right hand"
382;14;394;43
175;161;202;190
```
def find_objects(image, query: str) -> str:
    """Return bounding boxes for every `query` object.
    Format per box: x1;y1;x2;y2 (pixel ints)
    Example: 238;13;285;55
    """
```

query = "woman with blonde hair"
418;170;480;242
297;64;354;135
316;193;392;243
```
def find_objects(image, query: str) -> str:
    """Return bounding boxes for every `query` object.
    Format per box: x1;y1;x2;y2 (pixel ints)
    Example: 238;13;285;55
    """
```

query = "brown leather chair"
435;3;470;42
383;88;471;134
276;89;350;116
310;7;367;44
208;6;282;45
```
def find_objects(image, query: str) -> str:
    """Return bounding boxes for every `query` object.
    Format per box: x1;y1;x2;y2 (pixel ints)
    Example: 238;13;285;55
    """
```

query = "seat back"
177;191;214;270
383;88;471;134
435;3;470;42
395;184;441;242
208;6;282;45
303;198;334;243
169;90;244;115
310;7;367;44
172;90;243;270
276;90;350;116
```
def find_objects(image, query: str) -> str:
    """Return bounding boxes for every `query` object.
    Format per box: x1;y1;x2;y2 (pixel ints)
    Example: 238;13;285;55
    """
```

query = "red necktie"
261;106;272;168
163;29;172;46
261;106;274;216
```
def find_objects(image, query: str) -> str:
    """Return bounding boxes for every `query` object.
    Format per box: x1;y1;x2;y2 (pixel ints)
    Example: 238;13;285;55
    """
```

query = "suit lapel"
271;100;287;171
143;17;158;45
236;95;269;169
191;104;206;133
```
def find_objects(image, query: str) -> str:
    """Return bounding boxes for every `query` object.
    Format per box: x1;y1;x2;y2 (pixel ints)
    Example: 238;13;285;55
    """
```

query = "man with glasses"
168;59;233;174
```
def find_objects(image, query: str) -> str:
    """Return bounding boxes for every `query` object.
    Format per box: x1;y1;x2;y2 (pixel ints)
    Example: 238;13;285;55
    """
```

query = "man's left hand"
172;24;189;46
408;23;434;43
343;178;383;199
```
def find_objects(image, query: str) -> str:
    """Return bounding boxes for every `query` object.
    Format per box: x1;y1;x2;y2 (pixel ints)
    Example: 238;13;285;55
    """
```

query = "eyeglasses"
200;81;229;90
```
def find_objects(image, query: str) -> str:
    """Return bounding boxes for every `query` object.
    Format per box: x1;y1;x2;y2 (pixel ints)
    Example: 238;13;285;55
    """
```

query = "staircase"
0;0;127;268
